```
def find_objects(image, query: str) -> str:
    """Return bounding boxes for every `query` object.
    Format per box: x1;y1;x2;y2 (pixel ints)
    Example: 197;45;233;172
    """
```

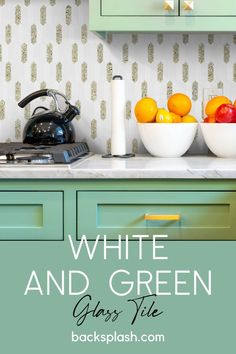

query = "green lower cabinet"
77;190;236;240
1;179;236;241
0;191;63;241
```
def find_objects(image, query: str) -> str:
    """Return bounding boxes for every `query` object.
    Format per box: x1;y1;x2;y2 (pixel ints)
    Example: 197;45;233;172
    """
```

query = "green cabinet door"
101;0;178;16
0;191;63;241
180;0;236;16
77;190;236;240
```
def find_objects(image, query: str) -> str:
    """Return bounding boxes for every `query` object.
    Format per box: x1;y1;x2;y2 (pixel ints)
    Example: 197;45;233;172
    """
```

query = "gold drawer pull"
144;214;180;221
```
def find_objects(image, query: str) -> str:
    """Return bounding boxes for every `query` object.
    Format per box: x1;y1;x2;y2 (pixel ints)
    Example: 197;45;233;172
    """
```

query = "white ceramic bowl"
138;123;198;158
200;123;236;158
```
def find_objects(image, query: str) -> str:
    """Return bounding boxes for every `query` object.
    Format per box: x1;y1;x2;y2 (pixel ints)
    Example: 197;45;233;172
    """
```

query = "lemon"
156;108;173;123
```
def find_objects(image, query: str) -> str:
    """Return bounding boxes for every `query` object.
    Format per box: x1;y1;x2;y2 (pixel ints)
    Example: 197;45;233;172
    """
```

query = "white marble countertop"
1;154;236;179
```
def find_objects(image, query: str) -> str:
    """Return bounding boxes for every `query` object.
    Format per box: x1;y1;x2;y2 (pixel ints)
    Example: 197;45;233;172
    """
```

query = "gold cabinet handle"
163;0;175;11
145;214;180;221
183;1;194;11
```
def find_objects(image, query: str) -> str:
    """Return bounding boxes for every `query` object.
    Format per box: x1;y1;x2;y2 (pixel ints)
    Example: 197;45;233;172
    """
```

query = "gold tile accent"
15;82;21;102
218;81;224;89
75;0;81;6
24;0;30;6
72;43;78;63
224;43;230;63
5;24;11;44
100;100;107;120
106;62;113;82
182;62;189;83
15;119;21;139
31;24;37;44
40;81;47;101
0;0;5;6
132;62;138;82
198;43;205;63
157;62;163;82
65;81;72;100
132;139;138;154
208;34;214;44
148;43;154;63
91;119;97;139
56;24;62;44
31;62;37;82
132;34;138;44
125;101;131;120
75;100;81;120
24;105;31;120
97;43;103;63
122;43;128;63
233;63;236;82
167;81;173;99
21;43;27;63
141;81;148;97
91;81;97;101
208;62;214;82
15;5;21;25
81;62;87;82
0;100;5;120
173;43;179;63
56;62;62;82
47;43;53;63
106;33;113;44
40;5;46;26
157;33;164;44
192;81;198;101
66;5;72;26
182;34;189;44
233;34;236;45
5;62;11;82
81;24;87;44
106;138;111;154
49;0;56;5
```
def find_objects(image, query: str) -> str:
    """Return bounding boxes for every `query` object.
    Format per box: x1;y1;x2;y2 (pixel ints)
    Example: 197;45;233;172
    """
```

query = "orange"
205;96;231;117
234;99;236;107
182;115;197;123
204;116;216;123
170;112;182;123
134;97;158;123
167;93;192;116
156;108;173;123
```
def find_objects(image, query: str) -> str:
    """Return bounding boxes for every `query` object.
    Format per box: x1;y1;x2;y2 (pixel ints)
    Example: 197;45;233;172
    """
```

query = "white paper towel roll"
111;75;126;156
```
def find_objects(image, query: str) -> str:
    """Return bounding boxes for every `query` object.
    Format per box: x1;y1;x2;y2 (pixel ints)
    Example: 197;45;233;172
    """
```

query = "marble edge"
1;167;236;179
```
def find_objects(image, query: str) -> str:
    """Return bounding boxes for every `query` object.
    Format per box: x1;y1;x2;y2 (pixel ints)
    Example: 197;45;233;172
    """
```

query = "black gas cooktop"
0;142;90;165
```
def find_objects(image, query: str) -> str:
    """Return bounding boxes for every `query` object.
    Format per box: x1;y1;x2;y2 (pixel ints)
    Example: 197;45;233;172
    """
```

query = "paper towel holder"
102;75;135;159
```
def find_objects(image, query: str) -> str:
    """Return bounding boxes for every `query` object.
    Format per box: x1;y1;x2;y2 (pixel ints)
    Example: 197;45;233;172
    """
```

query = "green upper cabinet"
101;0;178;16
89;0;236;34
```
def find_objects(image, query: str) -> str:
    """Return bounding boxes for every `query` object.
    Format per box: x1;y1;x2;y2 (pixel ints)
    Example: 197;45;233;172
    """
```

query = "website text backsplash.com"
71;331;165;344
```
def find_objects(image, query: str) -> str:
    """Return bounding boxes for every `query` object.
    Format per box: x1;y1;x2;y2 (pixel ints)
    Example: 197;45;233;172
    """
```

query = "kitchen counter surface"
1;154;236;179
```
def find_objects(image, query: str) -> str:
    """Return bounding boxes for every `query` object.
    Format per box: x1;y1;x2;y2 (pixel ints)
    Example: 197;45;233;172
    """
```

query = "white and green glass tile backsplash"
0;0;236;153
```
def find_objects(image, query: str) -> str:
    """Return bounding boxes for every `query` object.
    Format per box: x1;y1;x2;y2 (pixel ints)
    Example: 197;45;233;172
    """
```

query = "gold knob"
183;0;194;10
163;0;175;11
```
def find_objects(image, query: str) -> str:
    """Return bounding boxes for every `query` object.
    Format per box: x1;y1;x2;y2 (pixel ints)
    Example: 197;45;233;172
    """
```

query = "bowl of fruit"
200;96;236;157
135;93;198;157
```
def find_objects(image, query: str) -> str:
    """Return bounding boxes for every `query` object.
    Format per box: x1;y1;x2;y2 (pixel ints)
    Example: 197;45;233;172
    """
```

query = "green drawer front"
101;0;178;16
0;192;63;240
77;191;236;240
